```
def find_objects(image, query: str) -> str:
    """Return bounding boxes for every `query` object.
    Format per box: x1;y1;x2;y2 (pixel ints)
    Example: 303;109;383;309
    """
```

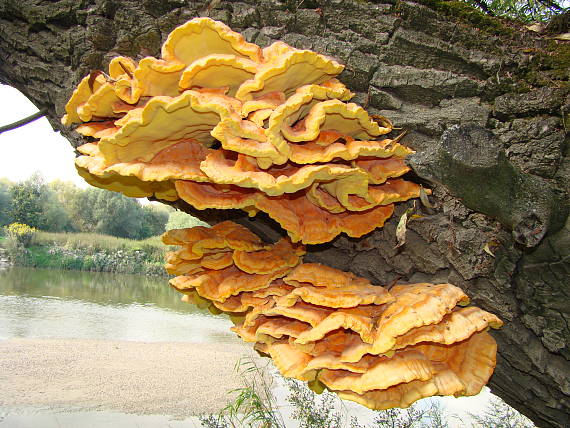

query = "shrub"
4;222;37;248
200;357;285;428
7;230;169;275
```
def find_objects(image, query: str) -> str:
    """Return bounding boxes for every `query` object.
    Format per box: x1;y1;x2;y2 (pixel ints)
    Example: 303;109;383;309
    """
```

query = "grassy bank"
2;231;168;276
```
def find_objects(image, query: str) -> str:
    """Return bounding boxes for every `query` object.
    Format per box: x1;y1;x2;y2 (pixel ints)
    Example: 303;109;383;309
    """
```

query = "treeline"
0;173;202;240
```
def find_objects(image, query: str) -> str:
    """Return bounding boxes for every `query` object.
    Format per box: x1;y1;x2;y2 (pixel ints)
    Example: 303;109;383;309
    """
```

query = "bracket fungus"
62;16;422;245
163;223;503;410
62;17;505;412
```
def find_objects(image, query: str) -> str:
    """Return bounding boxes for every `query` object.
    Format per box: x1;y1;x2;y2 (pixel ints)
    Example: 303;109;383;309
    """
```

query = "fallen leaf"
117;61;133;78
395;208;413;249
88;70;104;92
483;240;500;258
419;186;434;209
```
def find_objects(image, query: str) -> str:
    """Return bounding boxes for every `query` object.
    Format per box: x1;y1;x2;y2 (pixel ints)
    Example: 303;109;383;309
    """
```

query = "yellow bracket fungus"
235;49;345;101
161;17;262;66
162;224;503;410
178;54;259;96
280;100;391;143
62;17;421;244
289;135;412;165
62;73;119;126
200;150;367;196
98;90;241;163
76;140;211;183
75;164;179;201
62;17;505;411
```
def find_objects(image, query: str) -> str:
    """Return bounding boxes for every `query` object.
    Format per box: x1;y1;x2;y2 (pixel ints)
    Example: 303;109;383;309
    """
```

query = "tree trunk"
1;1;568;426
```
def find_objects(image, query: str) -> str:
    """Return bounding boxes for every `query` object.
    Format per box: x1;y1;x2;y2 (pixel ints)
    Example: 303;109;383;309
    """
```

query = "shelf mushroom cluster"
163;221;503;410
62;17;423;244
63;17;504;410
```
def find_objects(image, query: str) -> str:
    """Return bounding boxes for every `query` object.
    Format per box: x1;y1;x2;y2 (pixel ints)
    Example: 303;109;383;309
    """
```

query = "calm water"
0;266;238;343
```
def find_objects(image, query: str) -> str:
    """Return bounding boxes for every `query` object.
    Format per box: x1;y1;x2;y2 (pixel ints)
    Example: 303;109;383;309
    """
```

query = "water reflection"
0;267;238;344
1;267;190;310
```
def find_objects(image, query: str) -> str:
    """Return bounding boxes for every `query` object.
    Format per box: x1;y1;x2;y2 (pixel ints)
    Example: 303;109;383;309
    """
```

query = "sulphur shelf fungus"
163;222;503;410
62;16;424;244
63;17;504;409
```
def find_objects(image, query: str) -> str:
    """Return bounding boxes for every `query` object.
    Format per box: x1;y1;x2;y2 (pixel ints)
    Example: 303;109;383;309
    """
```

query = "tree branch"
472;0;495;16
0;108;47;135
538;0;564;11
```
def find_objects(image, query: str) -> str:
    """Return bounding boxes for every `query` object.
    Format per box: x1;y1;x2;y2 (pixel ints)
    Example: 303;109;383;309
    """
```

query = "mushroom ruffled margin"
62;17;504;410
163;222;503;410
62;17;420;245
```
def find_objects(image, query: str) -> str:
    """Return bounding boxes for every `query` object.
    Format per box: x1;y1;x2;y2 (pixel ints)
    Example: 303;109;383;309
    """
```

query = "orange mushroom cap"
162;223;502;411
170;265;291;302
320;331;497;408
318;350;435;394
341;283;470;362
233;237;305;275
255;193;395;244
336;369;465;410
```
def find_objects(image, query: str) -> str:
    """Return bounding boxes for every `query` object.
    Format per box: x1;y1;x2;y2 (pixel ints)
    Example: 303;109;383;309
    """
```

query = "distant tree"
7;174;80;232
350;399;450;428
5;175;202;238
48;180;82;213
45;180;81;232
66;187;100;233
57;186;166;239
42;197;73;232
9;172;47;229
139;205;169;238
469;395;535;428
166;210;208;230
0;178;13;227
465;0;566;22
92;190;144;239
286;379;342;428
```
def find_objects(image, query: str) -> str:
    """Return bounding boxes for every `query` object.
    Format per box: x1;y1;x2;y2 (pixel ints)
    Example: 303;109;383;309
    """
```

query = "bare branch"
0;108;47;135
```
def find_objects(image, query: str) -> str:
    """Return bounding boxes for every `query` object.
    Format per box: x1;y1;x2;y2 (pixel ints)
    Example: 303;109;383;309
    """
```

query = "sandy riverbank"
0;337;263;419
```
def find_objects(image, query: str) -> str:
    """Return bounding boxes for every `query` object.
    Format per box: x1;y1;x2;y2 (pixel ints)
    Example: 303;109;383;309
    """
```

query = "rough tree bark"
0;1;568;426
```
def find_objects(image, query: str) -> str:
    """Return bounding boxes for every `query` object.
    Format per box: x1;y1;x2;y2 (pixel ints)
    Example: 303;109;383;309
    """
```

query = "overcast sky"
0;84;87;187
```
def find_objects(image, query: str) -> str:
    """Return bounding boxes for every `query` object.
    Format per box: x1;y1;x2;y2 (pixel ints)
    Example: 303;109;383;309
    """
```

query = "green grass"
35;231;166;254
23;246;70;269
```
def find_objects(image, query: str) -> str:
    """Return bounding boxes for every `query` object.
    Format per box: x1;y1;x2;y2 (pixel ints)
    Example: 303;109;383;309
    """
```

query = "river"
0;267;237;343
0;266;244;428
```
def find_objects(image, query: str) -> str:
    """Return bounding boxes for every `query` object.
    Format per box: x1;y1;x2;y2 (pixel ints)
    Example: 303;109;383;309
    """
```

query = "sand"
0;337;263;419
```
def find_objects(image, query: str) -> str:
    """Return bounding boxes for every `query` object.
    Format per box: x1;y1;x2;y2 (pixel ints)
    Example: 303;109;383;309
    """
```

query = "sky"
0;84;87;187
